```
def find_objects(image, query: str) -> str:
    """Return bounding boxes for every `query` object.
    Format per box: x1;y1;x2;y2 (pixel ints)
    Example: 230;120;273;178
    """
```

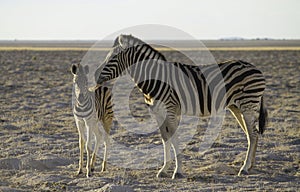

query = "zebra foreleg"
77;135;85;175
75;119;85;176
101;120;112;172
157;113;183;179
239;111;259;176
168;110;184;179
85;119;95;178
150;105;171;178
157;138;172;178
171;132;184;179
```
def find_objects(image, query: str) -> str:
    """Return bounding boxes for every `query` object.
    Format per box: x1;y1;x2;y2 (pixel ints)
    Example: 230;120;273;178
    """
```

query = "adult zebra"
71;63;113;177
93;35;267;179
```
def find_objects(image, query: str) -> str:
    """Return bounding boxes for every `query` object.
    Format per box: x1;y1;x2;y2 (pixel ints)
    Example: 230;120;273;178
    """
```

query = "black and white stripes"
94;34;267;178
71;63;113;177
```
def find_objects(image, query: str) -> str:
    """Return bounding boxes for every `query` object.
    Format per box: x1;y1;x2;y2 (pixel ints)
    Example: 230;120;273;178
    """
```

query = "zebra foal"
71;63;113;177
93;35;267;179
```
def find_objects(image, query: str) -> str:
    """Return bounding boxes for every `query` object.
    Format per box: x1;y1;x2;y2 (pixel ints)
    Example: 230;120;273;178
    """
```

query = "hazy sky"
1;0;299;40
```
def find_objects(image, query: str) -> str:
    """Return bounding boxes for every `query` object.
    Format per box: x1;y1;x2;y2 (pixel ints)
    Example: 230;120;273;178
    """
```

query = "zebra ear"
118;34;128;49
84;65;89;74
71;64;78;75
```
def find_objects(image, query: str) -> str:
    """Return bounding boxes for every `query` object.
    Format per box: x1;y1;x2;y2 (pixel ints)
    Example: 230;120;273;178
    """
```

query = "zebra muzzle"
88;84;101;92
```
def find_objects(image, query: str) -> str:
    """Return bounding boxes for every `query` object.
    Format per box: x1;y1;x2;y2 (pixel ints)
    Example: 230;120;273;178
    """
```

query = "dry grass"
0;48;299;191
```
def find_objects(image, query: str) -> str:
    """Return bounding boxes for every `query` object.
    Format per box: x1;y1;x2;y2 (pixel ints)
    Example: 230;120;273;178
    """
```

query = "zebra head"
95;34;142;85
71;63;90;103
94;34;167;86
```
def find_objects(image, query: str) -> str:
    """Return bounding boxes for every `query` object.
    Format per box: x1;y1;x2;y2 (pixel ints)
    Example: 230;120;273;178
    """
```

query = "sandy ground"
0;48;299;191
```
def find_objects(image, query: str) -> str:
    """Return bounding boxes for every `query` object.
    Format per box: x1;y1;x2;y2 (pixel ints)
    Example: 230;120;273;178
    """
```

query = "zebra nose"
78;93;84;101
89;84;101;92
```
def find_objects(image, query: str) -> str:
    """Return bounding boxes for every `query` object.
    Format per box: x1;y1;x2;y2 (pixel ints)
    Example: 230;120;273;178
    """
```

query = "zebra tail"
258;96;268;134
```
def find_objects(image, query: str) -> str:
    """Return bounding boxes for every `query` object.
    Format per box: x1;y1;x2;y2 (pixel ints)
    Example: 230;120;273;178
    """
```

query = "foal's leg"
75;119;85;176
85;118;96;177
90;126;101;173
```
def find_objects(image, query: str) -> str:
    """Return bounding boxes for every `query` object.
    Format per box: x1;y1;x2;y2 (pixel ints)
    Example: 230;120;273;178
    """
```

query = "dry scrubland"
0;44;299;191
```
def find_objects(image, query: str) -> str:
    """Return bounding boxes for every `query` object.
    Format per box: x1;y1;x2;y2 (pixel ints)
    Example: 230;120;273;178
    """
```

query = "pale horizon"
1;0;299;40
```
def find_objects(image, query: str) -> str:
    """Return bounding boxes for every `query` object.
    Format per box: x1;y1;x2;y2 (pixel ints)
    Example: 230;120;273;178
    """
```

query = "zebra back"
97;35;266;117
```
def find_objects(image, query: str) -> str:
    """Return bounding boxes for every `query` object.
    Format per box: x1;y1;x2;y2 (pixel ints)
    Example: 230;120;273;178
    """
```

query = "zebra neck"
125;45;166;69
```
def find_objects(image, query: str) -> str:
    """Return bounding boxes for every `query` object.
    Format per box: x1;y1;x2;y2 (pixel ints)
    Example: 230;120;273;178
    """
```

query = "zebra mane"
113;34;167;61
113;34;146;48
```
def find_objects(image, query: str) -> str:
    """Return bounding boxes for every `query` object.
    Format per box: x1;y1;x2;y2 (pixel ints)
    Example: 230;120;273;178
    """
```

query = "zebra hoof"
76;169;83;176
238;169;249;176
172;172;184;179
157;171;168;178
86;173;92;178
101;161;107;172
86;170;92;178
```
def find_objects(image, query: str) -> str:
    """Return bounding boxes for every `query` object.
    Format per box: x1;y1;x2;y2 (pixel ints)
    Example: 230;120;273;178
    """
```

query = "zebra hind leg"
228;105;247;134
101;140;108;172
238;110;259;176
90;128;101;173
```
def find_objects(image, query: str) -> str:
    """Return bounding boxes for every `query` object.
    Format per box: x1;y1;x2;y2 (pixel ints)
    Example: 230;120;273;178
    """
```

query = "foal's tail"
258;96;268;134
